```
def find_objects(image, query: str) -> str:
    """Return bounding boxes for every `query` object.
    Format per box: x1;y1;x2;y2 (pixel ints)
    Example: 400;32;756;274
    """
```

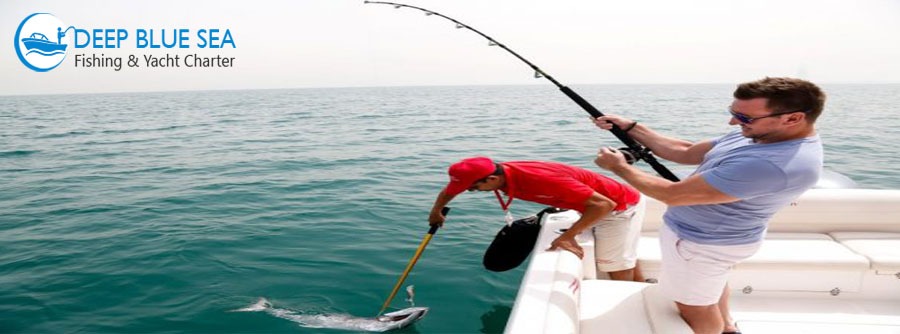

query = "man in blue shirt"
593;77;825;334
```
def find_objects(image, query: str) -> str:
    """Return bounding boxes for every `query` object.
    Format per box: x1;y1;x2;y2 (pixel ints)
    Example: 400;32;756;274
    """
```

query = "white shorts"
658;224;762;306
592;194;646;272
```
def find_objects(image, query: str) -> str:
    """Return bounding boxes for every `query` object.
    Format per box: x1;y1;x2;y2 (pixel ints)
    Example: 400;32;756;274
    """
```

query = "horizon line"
2;81;898;97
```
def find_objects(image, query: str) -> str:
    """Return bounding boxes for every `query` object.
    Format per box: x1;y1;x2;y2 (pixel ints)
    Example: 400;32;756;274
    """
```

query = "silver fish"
233;297;428;332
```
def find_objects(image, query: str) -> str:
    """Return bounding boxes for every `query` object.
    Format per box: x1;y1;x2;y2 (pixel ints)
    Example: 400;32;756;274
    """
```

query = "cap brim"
444;182;468;197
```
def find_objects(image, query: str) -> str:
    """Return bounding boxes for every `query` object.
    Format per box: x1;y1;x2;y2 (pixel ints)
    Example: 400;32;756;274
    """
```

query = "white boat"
505;186;900;333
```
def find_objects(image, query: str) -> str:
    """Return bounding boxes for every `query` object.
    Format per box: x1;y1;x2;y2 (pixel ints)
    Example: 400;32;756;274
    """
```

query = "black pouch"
483;207;567;272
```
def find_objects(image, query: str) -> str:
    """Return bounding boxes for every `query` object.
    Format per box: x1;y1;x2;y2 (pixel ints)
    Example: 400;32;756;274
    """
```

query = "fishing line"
365;1;679;181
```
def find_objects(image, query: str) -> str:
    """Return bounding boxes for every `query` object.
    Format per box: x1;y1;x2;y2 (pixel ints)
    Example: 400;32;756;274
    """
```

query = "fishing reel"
617;147;646;165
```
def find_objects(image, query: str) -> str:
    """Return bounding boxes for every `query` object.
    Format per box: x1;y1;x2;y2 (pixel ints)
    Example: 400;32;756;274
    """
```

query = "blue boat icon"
21;27;72;56
15;13;73;72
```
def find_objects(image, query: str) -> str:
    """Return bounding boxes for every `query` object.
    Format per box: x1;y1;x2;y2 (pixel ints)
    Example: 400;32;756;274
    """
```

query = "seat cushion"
735;233;870;271
637;232;870;271
830;232;900;273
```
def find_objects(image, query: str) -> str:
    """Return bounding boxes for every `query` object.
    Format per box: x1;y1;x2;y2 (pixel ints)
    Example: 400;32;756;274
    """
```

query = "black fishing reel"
618;147;645;165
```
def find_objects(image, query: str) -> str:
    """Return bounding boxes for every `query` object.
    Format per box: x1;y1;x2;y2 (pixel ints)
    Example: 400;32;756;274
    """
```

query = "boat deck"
505;189;900;334
732;296;900;333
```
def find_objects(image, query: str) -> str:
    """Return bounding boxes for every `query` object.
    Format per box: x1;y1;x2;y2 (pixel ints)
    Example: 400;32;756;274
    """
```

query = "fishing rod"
364;1;680;182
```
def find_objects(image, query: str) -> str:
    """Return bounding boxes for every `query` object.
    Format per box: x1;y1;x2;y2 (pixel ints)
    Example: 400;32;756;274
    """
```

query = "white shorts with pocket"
592;194;646;272
658;224;763;306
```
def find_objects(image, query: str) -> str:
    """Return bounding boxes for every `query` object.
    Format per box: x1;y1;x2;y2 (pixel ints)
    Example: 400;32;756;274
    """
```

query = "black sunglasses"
728;108;807;124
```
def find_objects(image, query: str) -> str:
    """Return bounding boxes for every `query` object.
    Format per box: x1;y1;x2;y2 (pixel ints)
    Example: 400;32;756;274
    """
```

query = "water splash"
232;297;428;332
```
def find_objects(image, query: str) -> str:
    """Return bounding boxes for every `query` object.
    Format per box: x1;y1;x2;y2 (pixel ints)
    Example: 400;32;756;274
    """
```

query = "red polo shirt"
498;161;639;212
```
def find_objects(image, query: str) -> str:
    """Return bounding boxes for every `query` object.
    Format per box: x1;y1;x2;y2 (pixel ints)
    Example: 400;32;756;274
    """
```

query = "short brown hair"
733;77;826;123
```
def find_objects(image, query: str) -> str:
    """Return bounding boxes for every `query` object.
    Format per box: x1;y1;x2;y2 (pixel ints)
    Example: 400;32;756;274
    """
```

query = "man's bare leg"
719;284;739;333
632;262;646;282
676;302;724;334
608;268;635;281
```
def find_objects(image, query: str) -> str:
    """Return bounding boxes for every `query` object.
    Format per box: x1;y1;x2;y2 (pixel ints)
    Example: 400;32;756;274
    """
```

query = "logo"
14;13;74;72
14;13;237;72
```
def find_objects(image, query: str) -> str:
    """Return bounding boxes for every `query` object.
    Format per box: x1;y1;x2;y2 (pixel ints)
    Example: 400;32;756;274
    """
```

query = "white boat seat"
830;232;900;273
729;233;871;293
637;232;869;272
636;232;871;293
579;280;691;334
734;233;870;271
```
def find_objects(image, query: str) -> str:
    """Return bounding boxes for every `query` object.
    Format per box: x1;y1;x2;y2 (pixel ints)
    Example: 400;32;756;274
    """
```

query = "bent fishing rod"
365;1;679;182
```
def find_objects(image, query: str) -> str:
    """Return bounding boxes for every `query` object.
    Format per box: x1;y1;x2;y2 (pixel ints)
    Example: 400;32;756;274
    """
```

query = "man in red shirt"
428;156;645;281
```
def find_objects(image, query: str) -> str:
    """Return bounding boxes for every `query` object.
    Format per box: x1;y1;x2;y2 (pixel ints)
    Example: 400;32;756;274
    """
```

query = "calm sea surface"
2;84;899;333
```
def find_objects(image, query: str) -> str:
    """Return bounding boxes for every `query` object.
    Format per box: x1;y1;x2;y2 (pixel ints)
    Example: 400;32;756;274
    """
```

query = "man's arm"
547;192;617;259
595;147;739;206
594;115;713;165
428;190;457;227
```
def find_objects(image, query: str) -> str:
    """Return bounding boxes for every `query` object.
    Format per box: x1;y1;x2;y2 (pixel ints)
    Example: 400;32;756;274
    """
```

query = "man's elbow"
646;185;689;206
586;197;617;212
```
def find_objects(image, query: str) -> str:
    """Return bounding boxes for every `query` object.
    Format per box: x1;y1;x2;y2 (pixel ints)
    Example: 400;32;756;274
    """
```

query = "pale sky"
2;0;899;95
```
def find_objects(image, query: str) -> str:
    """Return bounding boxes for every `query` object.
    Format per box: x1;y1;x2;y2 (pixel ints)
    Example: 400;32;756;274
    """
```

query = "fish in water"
233;285;427;332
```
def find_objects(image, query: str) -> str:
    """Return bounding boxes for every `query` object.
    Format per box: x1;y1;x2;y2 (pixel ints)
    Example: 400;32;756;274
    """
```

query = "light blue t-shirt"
664;130;823;245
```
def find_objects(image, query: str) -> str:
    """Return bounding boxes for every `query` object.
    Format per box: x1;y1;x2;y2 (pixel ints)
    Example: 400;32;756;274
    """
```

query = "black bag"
482;207;567;272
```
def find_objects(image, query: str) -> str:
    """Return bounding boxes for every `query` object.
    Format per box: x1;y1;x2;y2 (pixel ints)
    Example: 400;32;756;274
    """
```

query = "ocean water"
1;84;898;333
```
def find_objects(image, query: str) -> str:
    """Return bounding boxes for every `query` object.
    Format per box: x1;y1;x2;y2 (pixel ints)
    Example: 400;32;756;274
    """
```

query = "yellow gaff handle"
377;207;450;316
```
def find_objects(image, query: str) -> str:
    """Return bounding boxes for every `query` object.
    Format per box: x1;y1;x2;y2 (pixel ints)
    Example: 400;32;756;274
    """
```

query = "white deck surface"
732;296;900;333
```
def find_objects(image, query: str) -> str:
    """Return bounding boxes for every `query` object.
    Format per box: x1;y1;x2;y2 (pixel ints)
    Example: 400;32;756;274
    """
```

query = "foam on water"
233;298;428;332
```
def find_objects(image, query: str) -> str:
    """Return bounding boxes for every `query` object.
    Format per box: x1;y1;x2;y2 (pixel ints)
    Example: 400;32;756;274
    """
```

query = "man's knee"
676;302;722;323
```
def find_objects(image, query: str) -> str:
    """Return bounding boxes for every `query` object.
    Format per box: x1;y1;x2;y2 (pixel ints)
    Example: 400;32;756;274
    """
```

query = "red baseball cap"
444;157;497;196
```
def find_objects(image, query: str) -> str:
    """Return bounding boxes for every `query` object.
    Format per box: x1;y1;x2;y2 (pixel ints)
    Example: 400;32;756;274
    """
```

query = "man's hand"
592;115;634;131
547;234;584;259
595;146;629;172
428;209;446;227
